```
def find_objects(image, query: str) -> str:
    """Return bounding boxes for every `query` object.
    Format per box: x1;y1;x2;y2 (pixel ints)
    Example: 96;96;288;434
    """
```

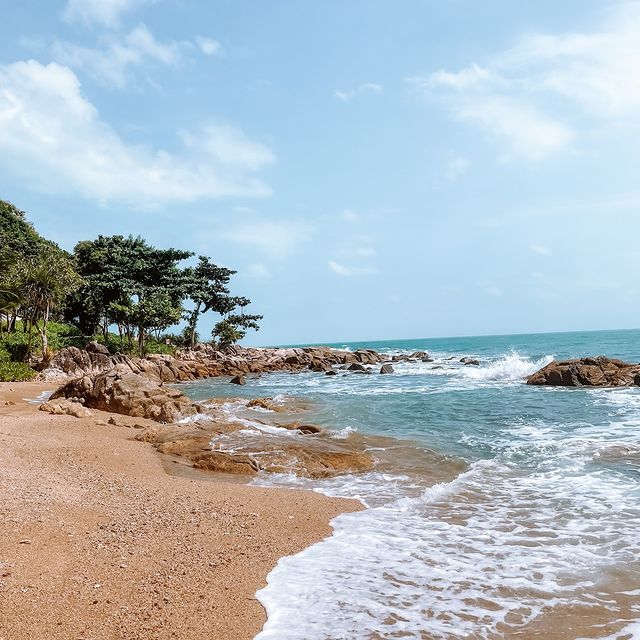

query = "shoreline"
0;381;361;640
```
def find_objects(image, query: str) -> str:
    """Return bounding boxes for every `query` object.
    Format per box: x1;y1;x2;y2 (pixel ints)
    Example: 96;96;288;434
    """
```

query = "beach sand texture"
0;382;358;640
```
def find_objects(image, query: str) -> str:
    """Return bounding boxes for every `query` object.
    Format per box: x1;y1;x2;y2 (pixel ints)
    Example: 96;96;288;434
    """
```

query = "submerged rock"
527;357;640;387
230;375;246;385
380;364;394;374
460;357;480;366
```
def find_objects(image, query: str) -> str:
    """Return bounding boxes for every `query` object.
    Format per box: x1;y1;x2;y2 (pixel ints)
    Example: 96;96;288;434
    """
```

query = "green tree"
21;248;82;359
67;235;192;355
212;296;262;350
183;256;236;347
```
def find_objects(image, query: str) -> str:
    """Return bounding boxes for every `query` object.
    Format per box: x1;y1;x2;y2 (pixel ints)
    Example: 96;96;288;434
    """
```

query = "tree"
67;235;192;355
183;256;236;347
212;296;262;350
21;248;82;359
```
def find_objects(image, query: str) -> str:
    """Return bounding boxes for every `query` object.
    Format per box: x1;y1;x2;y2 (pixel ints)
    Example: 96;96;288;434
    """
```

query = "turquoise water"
181;329;640;639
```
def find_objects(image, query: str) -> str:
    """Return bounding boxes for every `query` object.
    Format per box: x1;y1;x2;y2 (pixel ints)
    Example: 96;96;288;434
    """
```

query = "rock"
192;451;260;475
527;357;640;387
230;375;246;385
49;365;202;422
460;357;480;366
348;363;366;372
421;356;434;363
247;398;286;412
325;370;337;376
380;364;394;374
40;398;93;418
85;341;110;355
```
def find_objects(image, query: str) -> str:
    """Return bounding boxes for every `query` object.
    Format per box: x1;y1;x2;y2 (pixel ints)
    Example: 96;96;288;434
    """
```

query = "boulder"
527;357;640;387
40;398;93;419
380;364;394;374
230;375;246;385
85;341;110;355
348;363;366;372
460;357;480;366
50;365;202;422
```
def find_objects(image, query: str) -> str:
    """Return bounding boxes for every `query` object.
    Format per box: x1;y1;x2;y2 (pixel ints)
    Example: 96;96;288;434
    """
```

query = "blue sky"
1;0;639;345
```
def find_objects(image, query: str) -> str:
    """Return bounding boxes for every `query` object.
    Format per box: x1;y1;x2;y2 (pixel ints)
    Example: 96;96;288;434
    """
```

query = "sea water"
181;329;640;639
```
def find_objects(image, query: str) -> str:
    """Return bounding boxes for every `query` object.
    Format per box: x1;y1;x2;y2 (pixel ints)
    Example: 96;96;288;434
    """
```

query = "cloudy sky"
1;0;639;345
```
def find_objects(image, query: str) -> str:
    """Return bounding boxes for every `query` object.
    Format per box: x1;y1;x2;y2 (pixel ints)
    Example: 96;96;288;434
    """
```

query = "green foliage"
183;256;236;347
0;361;36;382
213;311;262;350
0;330;32;362
2;200;262;356
0;199;49;258
45;322;85;351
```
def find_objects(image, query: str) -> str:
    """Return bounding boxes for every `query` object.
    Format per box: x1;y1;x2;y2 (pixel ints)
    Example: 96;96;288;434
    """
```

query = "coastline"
0;381;361;640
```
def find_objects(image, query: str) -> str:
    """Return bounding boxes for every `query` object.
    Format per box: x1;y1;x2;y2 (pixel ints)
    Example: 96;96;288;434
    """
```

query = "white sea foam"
256;454;640;639
458;351;553;381
24;390;53;404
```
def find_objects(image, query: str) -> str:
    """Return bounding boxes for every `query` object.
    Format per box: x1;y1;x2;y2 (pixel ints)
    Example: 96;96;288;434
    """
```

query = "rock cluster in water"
527;356;640;387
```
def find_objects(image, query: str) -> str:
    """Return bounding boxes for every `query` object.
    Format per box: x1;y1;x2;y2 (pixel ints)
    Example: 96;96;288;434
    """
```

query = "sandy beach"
0;381;359;640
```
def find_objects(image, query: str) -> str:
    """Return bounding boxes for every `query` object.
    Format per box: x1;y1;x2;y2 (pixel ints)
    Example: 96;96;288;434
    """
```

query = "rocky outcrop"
380;364;394;374
50;365;203;422
39;344;391;384
527;357;640;387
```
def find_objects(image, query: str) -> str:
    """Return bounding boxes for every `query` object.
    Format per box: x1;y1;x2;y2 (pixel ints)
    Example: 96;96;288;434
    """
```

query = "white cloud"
456;96;573;160
52;24;193;88
0;60;274;205
246;263;271;278
482;283;503;297
409;63;498;91
413;2;640;160
223;221;311;258
62;0;155;28
334;82;383;102
196;37;221;56
531;244;552;256
445;154;469;180
328;261;377;277
354;247;376;257
342;208;360;221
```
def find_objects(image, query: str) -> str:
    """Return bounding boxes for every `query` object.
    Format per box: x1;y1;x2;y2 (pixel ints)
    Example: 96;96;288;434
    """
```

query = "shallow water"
181;329;640;639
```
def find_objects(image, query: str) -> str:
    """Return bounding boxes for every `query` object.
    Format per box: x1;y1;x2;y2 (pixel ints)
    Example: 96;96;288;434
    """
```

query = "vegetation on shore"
0;199;261;379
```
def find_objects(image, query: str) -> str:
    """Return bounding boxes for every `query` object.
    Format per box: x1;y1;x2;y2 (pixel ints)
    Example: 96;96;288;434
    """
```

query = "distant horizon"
269;325;640;349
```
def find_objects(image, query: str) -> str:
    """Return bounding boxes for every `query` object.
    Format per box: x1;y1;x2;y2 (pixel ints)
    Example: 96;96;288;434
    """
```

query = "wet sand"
0;381;360;640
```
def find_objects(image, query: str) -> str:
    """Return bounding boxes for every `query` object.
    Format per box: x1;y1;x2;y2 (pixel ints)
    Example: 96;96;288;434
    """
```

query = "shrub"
0;361;36;381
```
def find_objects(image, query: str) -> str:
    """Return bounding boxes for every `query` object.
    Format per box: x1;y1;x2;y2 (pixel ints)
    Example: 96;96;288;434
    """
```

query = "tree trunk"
138;326;145;357
40;303;50;361
190;303;201;347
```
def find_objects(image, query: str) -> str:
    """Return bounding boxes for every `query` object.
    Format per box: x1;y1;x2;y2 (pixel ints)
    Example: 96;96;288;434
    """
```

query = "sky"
1;0;639;345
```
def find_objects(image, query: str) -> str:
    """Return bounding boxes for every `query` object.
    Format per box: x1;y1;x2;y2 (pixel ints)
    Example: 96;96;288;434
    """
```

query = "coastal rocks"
39;398;93;418
85;340;110;355
460;357;480;366
527;357;640;387
192;452;260;475
230;375;246;385
380;364;394;374
50;365;202;422
39;344;387;384
191;442;373;479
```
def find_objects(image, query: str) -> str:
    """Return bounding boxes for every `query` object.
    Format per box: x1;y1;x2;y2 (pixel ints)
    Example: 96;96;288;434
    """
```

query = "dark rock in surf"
527;357;640;387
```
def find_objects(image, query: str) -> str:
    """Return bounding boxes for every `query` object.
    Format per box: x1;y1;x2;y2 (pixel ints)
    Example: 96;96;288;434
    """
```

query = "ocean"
180;329;640;639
